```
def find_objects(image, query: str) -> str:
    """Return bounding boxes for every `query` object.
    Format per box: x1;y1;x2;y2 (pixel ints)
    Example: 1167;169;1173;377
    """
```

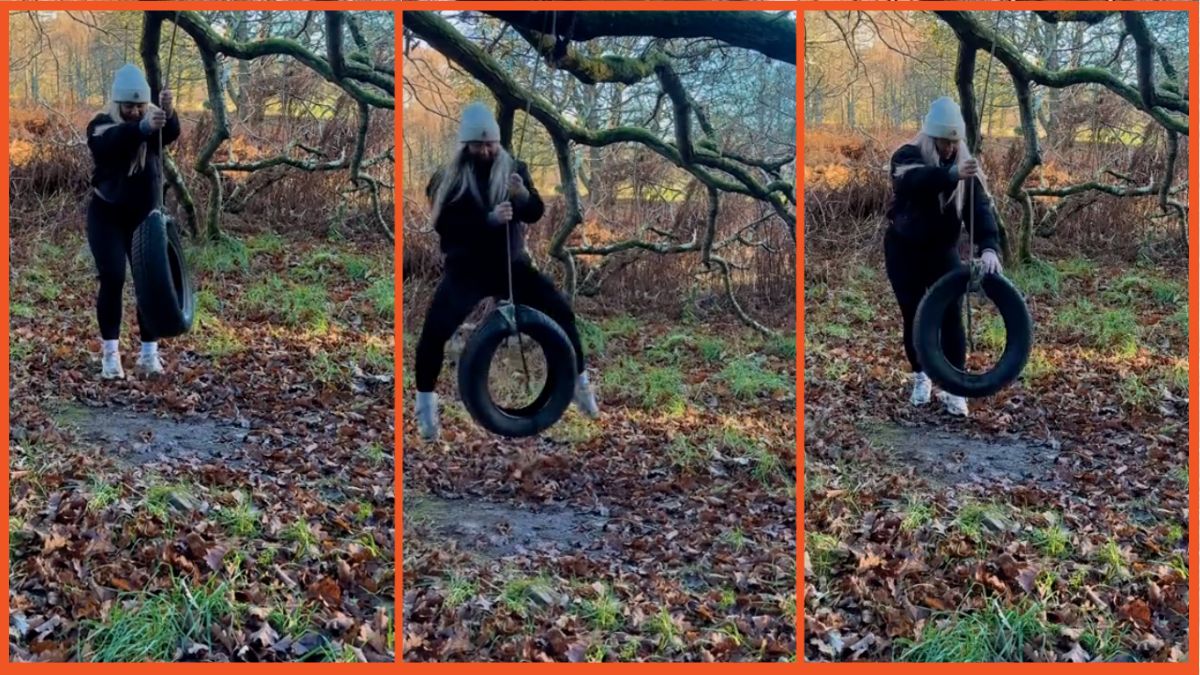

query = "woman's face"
933;137;957;162
466;140;500;163
119;102;148;123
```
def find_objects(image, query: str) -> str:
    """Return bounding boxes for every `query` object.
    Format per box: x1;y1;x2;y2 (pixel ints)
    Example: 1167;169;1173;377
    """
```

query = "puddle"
863;421;1060;487
53;403;251;467
404;492;609;559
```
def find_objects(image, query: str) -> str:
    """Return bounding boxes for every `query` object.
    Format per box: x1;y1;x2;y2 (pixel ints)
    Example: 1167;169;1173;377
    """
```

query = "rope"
965;12;1002;359
506;10;558;397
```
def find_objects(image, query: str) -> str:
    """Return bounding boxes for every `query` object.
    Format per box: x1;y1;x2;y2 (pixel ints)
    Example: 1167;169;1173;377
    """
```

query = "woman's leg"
86;198;129;342
118;224;159;347
511;262;585;374
414;270;486;392
883;231;927;373
931;249;967;371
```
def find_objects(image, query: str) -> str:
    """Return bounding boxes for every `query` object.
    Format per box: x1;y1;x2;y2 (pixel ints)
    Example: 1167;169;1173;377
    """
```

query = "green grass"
1163;360;1187;393
341;254;375;282
837;288;875;322
820;322;851;340
1097;538;1128;580
78;575;234;662
578;583;623;631
721;527;749;553
1020;349;1056;383
719;356;788;401
901;500;934;532
646;332;693;365
1055;257;1096;280
601;315;639;340
86;478;121;512
443;574;477;610
604;358;686;412
1031;524;1071;558
894;600;1055;662
766;334;796;360
198;320;244;361
190;237;250;275
1078;622;1127;661
216;498;259;537
284;519;319;558
645;608;678;651
308;351;346;388
10;302;35;319
356;341;392;373
954;502;1007;544
806;532;841;578
1119;374;1158;411
697;335;728;362
666;435;706;472
1058;299;1139;355
362;442;388;466
1011;259;1061;296
246;232;286;255
499;575;552;619
246;276;330;329
979;313;1007;351
143;482;195;522
362;277;393;318
577;318;607;358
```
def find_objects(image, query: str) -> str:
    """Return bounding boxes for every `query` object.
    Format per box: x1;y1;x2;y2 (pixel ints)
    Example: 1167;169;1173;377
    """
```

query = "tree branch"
484;10;796;65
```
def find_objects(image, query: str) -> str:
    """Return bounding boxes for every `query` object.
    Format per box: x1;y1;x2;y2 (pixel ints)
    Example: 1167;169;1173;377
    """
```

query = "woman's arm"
512;161;544;224
891;144;957;196
86;114;144;165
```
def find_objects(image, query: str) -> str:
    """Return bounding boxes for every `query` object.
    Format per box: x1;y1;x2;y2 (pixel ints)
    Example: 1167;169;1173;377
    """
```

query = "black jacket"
425;158;544;270
86;108;181;220
885;143;999;255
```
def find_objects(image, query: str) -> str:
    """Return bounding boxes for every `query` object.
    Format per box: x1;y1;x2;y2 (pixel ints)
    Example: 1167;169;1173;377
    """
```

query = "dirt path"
804;258;1189;663
402;314;797;662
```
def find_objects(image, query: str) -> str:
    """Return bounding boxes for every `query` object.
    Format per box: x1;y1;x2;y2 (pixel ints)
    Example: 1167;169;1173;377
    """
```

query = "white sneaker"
910;372;932;406
415;391;440;441
101;351;125;380
938;390;969;417
574;372;600;419
135;352;164;376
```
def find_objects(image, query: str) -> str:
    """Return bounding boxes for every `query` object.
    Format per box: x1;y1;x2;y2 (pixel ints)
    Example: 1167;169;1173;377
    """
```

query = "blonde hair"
892;132;992;219
90;100;164;176
428;143;514;226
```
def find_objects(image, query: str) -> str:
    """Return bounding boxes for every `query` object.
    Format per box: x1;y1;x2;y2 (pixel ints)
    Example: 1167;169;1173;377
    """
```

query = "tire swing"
131;14;195;340
913;156;1032;399
456;10;576;438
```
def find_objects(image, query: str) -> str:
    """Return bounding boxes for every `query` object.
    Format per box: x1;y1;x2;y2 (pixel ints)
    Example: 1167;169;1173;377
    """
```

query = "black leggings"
883;229;965;373
87;196;155;342
414;260;585;392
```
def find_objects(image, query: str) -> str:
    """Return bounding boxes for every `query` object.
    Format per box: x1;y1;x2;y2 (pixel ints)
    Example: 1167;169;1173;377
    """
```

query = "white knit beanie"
458;101;501;143
111;64;151;103
921;96;967;141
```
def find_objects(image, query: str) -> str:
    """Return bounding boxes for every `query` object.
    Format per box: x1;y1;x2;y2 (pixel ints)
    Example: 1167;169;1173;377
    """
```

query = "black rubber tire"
913;267;1032;398
131;210;195;339
457;304;576;438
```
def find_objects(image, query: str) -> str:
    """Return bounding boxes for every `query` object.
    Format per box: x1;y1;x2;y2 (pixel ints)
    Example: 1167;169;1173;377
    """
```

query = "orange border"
0;0;1194;672
799;2;1197;674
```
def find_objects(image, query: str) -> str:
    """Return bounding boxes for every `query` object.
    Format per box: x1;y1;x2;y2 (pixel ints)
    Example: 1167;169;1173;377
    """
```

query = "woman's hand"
140;108;168;133
160;89;174;117
979;249;1002;275
508;173;528;199
958;158;979;180
491;201;513;224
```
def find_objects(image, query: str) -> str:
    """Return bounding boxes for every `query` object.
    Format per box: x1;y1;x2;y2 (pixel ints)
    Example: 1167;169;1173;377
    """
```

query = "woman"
86;64;180;379
414;102;599;441
884;96;1002;417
